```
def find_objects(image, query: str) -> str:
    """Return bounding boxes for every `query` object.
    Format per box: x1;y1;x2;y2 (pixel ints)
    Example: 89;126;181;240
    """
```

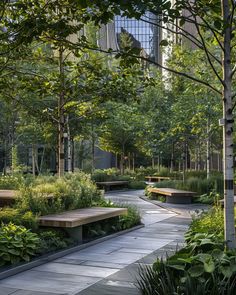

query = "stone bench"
148;187;196;204
39;207;127;242
96;181;129;191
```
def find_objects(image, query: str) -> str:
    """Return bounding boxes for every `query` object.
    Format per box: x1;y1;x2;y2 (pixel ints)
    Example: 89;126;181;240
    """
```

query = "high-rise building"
98;13;162;65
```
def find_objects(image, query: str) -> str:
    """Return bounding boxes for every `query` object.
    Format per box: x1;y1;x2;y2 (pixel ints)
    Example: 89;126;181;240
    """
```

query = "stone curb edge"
0;224;144;280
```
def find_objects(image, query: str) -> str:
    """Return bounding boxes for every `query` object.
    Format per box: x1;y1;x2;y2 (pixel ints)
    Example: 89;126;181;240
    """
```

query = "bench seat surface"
39;207;127;228
0;190;17;199
148;187;196;197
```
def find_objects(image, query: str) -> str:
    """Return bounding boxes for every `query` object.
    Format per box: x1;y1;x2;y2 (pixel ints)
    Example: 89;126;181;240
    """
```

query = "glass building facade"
98;13;161;64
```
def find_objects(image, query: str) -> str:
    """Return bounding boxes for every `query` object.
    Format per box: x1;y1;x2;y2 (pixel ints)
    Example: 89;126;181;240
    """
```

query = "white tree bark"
222;0;236;249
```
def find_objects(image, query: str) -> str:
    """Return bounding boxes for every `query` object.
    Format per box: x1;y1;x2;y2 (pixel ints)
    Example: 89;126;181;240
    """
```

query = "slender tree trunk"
128;152;131;170
197;143;201;171
120;153;124;175
32;145;35;176
206;118;210;179
58;47;65;177
132;152;135;172
170;142;174;172
115;153;118;169
91;136;95;172
194;146;198;171
71;138;75;172
152;157;155;168
67;116;72;173
222;0;236;249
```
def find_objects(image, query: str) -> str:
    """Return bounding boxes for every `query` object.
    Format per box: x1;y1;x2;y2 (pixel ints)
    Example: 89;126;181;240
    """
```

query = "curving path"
0;190;198;295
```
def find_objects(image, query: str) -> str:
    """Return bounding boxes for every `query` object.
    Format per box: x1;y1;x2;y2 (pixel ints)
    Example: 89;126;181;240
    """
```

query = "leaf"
214;20;221;30
204;260;215;273
159;39;169;47
188;265;204;277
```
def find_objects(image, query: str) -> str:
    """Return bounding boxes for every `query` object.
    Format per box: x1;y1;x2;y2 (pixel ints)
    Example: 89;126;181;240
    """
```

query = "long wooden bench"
148;187;196;204
39;207;128;242
96;181;129;191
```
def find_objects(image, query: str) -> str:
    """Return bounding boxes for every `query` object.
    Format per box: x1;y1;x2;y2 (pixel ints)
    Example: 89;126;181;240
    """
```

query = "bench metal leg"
65;226;82;243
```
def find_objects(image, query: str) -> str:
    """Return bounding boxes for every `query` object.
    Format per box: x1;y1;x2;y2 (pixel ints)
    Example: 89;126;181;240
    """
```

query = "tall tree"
82;0;236;249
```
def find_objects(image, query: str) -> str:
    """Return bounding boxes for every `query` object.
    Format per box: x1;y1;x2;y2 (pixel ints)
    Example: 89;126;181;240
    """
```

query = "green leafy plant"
0;223;39;266
0;208;38;230
37;230;74;254
0;174;24;189
16;172;102;215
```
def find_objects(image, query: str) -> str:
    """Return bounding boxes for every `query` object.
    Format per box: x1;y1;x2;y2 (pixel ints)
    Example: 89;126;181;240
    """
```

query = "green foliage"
0;208;38;231
128;180;146;190
0;223;39;266
197;191;221;205
37;230;74;254
187;207;224;240
152;175;223;197
85;199;141;239
91;168;132;182
0;174;24;189
91;168;120;182
138;249;236;295
16;172;102;215
119;206;141;230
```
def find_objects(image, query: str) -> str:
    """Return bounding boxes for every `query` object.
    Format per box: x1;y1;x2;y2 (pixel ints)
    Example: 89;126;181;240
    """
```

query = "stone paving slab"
0;287;18;295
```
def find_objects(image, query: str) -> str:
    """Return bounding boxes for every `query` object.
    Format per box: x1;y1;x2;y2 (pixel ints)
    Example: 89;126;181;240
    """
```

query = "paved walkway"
0;190;204;295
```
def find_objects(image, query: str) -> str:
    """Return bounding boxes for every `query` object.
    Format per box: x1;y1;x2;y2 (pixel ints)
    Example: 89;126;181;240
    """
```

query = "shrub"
37;230;74;254
151;175;224;197
138;249;236;295
91;168;132;182
187;206;224;240
0;223;39;266
0;208;38;231
16;172;102;215
0;174;23;189
85;199;141;239
119;206;141;230
128;180;146;190
196;191;221;205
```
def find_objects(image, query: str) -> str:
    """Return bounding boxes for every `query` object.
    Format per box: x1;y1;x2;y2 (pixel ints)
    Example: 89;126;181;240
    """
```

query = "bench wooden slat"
39;207;127;228
148;187;196;197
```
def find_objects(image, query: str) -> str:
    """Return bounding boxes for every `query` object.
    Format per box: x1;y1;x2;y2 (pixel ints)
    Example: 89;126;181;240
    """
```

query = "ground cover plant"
137;206;236;294
0;223;39;266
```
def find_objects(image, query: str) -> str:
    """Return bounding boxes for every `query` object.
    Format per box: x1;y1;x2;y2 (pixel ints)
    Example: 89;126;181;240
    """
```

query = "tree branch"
193;14;224;86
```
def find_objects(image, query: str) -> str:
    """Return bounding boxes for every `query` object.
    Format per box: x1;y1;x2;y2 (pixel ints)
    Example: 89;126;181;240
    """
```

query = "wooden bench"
0;190;17;207
148;187;196;204
96;181;129;191
39;207;128;242
145;176;171;182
